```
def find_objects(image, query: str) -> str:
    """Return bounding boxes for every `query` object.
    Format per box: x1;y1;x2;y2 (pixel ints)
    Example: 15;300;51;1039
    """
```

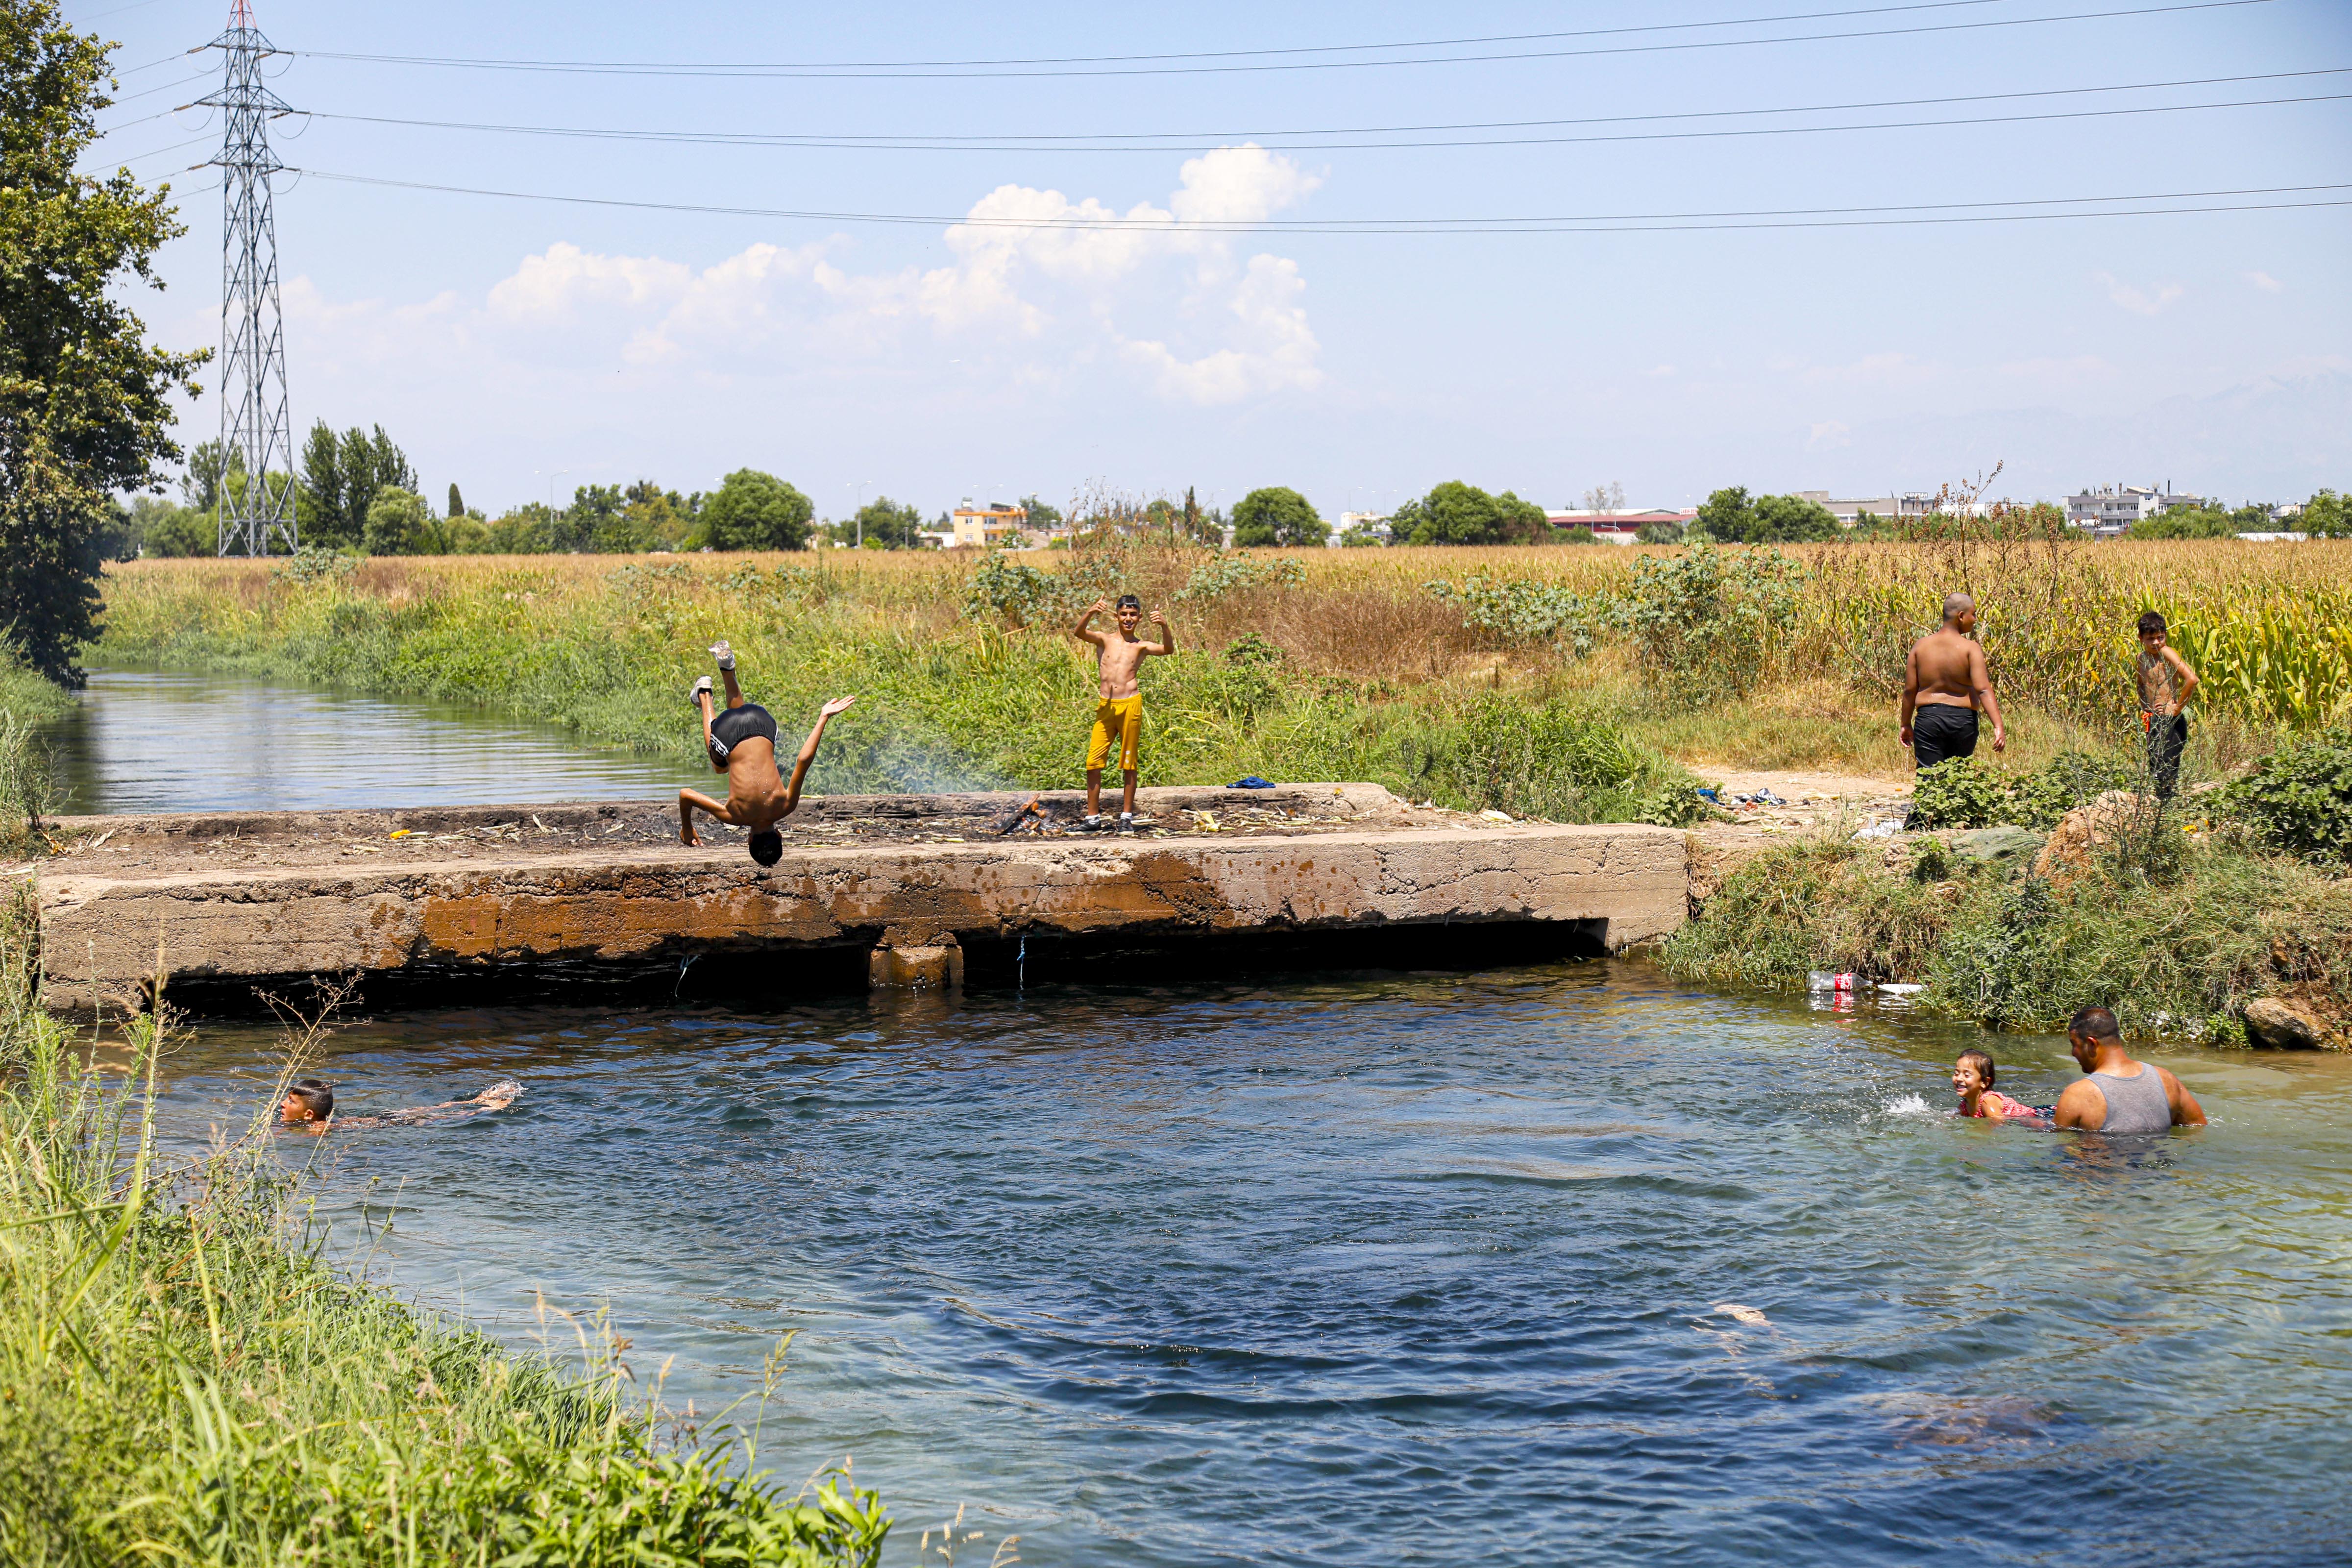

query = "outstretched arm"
1146;608;1177;657
782;696;858;815
1072;599;1109;647
680;787;734;845
1971;644;2006;752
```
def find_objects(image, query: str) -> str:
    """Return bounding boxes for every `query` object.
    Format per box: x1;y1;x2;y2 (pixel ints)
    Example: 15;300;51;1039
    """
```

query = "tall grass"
92;538;2352;811
0;925;892;1565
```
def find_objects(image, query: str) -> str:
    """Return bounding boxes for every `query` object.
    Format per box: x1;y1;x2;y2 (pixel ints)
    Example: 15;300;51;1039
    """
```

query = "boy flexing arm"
1072;594;1176;829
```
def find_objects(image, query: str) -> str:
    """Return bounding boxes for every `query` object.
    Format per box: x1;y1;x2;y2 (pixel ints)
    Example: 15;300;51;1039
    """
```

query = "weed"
2218;727;2352;864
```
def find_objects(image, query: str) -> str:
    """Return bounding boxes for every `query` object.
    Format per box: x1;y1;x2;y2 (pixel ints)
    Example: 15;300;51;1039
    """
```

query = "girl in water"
1951;1050;2047;1121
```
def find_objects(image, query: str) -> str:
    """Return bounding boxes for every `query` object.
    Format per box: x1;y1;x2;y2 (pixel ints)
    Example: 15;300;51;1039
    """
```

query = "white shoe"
1083;814;1103;829
688;675;713;706
709;640;735;671
1118;812;1135;832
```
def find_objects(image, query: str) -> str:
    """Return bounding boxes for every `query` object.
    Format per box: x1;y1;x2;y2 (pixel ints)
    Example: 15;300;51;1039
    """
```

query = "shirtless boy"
1900;592;2006;770
679;640;857;864
2135;611;2200;801
1072;594;1176;829
279;1077;522;1133
2052;1006;2206;1133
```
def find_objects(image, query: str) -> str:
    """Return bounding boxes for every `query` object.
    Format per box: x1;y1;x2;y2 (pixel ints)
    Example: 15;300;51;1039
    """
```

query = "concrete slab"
28;785;1687;1014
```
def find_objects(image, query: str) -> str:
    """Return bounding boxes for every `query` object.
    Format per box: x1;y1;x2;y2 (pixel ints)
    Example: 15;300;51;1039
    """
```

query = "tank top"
2089;1065;2172;1133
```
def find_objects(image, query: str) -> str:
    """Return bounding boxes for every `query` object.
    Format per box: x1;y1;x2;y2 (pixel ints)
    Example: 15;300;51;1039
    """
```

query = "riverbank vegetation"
0;909;892;1564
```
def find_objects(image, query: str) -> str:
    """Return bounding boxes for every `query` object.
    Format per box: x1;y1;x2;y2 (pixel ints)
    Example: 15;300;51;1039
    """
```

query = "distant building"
948;503;1030;548
1334;510;1393;545
2065;483;2203;537
1545;507;1695;544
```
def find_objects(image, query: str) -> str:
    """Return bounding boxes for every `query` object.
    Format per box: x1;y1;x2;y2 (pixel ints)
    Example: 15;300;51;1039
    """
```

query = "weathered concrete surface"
30;785;1686;1013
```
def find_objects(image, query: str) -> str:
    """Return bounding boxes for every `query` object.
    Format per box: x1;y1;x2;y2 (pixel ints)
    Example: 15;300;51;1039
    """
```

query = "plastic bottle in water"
1807;970;1858;992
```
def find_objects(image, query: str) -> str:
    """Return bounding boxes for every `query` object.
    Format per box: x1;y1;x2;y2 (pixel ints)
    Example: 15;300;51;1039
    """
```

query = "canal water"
153;976;2352;1568
49;670;2352;1563
37;669;694;813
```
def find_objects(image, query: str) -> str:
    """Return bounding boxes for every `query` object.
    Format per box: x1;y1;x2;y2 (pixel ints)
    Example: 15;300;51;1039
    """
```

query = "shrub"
361;485;431;555
1910;751;2137;831
1615;542;1805;705
2220;727;2352;864
1429;696;1669;822
1423;574;1604;655
1663;838;1967;989
1175;553;1305;602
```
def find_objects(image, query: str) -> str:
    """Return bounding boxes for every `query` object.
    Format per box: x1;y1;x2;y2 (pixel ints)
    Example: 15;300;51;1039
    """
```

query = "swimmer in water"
279;1078;523;1133
1951;1050;2047;1121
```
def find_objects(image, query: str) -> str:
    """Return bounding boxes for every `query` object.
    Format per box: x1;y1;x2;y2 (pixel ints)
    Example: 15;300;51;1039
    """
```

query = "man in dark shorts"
1900;592;2006;770
679;640;857;865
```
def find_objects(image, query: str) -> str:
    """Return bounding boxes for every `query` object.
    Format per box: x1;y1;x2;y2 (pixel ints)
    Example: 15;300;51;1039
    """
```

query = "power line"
287;0;2274;82
284;169;2352;234
300;83;2352;157
81;131;217;169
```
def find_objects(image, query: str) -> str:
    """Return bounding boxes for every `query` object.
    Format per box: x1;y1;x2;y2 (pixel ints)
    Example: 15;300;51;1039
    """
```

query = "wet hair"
287;1079;334;1118
748;829;783;866
1114;594;1142;611
1942;592;1975;622
1956;1049;1997;1088
2137;610;2167;637
2068;1005;2122;1043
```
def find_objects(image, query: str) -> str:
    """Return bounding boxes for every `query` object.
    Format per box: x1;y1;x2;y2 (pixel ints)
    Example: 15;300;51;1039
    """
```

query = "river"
53;673;2352;1565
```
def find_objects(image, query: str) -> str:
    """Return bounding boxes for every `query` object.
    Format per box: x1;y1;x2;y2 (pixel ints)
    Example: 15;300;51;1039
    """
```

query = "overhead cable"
302;84;2352;156
282;169;2352;234
286;0;2274;81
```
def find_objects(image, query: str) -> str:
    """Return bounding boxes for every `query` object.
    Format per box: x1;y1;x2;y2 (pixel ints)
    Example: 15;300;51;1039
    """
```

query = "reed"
0;940;892;1565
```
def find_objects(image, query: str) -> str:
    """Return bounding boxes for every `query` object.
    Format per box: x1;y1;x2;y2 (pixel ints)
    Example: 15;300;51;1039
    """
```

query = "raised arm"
782;696;858;815
1970;643;2006;752
1072;598;1109;647
1146;608;1177;657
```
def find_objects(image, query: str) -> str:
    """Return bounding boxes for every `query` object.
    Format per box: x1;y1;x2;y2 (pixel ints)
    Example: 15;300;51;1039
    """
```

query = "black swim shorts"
1912;704;1979;770
708;702;779;764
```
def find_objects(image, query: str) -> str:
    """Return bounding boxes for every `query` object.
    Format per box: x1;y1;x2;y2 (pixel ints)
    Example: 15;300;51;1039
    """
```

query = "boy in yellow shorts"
1072;593;1176;829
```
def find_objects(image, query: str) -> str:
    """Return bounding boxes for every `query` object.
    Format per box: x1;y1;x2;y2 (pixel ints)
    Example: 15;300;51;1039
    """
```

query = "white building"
2065;484;2203;537
1333;510;1392;545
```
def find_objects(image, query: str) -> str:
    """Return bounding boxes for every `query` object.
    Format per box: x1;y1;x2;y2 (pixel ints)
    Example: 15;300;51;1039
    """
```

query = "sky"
75;0;2352;520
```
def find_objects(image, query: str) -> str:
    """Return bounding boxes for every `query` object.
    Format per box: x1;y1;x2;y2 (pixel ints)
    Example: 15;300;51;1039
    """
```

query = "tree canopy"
701;469;813;551
851;496;924;550
1692;488;1840;544
298;422;416;548
0;0;204;681
1393;481;1548;546
1230;486;1326;547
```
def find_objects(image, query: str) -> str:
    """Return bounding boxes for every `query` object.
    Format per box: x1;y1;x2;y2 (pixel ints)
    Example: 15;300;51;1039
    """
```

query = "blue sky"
80;0;2352;519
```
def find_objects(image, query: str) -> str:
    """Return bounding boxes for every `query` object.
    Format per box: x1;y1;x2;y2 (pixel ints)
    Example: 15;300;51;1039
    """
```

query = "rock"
1945;825;2046;874
2031;790;2144;887
2242;995;2333;1051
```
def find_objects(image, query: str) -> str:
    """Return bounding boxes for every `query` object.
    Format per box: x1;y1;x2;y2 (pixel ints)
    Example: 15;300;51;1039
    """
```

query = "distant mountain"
1819;371;2351;502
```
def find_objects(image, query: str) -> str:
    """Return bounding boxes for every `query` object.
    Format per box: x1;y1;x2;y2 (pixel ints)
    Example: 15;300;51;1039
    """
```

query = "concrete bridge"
26;784;1689;1016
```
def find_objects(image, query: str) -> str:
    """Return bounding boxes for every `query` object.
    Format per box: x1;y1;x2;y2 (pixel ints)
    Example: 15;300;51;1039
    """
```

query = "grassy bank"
88;537;2352;820
0;907;892;1564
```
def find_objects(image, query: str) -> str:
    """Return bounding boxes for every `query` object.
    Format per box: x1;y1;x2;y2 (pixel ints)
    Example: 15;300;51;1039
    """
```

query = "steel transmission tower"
200;0;297;555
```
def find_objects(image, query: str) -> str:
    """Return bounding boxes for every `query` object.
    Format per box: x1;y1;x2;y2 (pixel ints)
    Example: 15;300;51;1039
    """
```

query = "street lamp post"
846;480;872;548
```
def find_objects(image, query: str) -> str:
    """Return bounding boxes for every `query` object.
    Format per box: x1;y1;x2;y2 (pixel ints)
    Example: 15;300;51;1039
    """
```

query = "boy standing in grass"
1072;594;1176;830
2136;611;2200;802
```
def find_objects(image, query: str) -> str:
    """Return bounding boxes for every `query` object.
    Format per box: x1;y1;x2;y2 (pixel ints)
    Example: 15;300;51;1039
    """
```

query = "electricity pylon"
199;0;297;555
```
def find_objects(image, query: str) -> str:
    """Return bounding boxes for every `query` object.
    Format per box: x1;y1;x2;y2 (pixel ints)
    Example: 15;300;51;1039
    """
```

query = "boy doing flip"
679;640;856;864
1072;595;1176;829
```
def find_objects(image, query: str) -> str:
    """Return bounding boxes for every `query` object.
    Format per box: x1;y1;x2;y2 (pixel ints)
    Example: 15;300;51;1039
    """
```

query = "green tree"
2303;489;2347;538
2126;506;2235;539
447;481;466;519
362;486;430;555
700;468;812;550
179;437;226;512
1395;481;1545;546
484;504;555;554
0;1;205;681
1230;486;1326;547
1635;518;1685;544
852;496;924;549
1018;492;1063;534
1691;486;1753;542
1751;493;1840;542
295;419;345;543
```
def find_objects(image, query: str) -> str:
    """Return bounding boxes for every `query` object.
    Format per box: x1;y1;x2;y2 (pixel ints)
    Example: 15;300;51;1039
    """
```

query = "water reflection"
40;670;694;813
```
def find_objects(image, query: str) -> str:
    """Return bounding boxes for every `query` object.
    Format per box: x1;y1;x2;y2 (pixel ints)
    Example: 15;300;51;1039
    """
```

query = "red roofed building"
1544;508;1697;544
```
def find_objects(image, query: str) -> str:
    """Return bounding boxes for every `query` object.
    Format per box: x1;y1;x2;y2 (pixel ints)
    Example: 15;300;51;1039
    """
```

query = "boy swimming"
279;1078;523;1132
679;640;857;864
1951;1050;2047;1121
1071;594;1176;830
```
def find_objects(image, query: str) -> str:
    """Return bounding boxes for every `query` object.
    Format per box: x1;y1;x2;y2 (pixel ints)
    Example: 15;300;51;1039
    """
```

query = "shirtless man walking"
2053;1006;2206;1133
1900;592;2006;771
1072;594;1176;830
679;640;856;865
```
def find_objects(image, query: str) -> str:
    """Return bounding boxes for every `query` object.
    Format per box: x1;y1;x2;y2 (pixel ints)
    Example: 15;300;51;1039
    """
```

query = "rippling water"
153;963;2352;1567
40;670;690;813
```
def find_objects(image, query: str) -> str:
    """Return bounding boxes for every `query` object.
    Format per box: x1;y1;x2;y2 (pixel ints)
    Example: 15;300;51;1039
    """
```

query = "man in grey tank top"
2053;1006;2206;1133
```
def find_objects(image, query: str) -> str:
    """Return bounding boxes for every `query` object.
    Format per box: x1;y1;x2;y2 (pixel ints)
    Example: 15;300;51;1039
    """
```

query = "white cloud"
2244;270;2283;293
2094;272;2185;316
281;148;1326;410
